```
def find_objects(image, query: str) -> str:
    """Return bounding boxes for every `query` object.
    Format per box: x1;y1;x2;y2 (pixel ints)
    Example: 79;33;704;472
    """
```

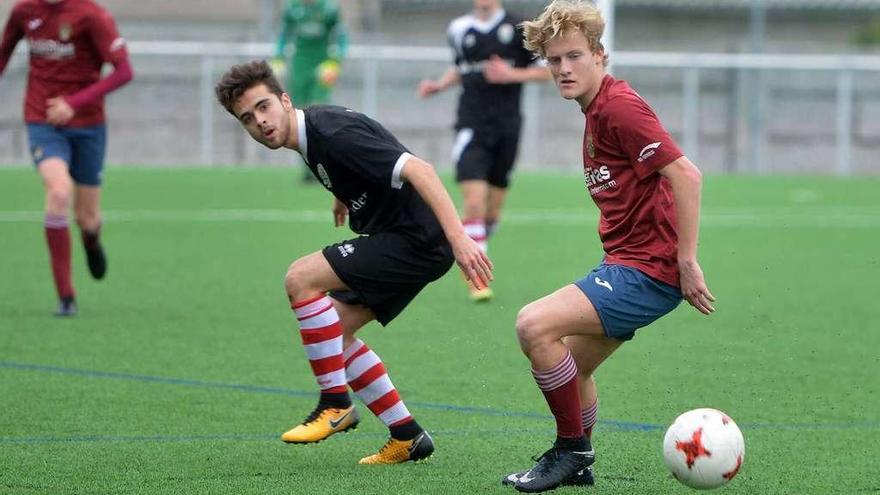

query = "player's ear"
281;92;293;111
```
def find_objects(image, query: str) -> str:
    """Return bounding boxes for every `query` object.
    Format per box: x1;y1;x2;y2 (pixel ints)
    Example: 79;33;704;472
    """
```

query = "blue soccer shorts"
27;123;107;186
574;263;682;341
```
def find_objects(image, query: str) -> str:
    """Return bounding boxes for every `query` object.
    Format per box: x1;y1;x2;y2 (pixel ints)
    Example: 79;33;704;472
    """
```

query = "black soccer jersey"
297;105;444;241
447;9;537;133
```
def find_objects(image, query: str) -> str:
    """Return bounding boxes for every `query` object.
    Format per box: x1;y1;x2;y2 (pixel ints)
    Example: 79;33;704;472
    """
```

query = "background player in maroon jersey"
501;1;716;492
418;0;549;302
0;0;133;316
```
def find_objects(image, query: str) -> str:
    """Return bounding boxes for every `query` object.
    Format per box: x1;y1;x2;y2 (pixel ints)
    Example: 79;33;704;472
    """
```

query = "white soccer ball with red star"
662;408;745;489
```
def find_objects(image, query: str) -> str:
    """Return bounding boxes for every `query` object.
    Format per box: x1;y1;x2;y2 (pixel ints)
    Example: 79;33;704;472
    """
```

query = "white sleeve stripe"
391;152;412;190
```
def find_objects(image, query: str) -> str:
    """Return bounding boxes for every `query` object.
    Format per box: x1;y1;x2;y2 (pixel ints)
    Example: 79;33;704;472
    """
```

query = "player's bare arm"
658;157;716;315
417;67;461;98
399;156;494;288
483;55;551;84
332;197;348;227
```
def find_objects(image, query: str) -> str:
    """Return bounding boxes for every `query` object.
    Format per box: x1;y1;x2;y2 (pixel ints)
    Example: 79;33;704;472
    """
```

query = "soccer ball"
662;408;745;490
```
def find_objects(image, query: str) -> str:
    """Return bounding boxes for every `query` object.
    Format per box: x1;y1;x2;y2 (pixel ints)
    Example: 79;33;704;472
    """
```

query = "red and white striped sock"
463;218;487;253
343;338;413;427
582;399;599;439
292;296;347;394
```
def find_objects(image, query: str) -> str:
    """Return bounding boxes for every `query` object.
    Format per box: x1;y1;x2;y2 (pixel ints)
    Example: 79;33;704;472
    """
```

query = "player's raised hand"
332;198;348;227
417;79;441;98
451;234;494;290
679;259;716;315
46;97;75;126
484;55;515;84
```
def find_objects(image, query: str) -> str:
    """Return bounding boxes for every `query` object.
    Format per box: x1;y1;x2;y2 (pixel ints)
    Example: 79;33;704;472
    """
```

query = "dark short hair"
215;60;285;116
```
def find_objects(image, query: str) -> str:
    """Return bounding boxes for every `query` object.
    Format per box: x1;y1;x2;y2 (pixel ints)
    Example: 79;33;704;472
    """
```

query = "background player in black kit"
215;60;493;465
419;0;549;302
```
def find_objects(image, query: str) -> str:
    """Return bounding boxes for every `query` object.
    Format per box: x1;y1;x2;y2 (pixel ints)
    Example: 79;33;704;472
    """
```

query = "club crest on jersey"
497;24;514;44
316;163;332;188
586;132;596;158
464;33;476;48
59;24;72;42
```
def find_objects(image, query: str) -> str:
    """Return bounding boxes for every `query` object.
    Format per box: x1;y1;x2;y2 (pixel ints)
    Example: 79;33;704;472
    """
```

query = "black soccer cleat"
502;465;594;487
54;297;77;317
84;241;106;280
511;445;595;493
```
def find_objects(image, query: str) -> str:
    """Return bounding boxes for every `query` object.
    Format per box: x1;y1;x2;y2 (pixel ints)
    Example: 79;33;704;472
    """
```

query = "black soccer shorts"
322;231;455;325
453;127;520;188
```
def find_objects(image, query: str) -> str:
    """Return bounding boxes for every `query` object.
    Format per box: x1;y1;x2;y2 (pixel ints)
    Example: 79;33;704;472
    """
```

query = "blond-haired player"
502;1;715;492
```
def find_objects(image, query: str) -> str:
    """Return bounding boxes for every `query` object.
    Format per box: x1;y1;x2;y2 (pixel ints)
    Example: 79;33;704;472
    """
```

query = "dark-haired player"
215;60;493;464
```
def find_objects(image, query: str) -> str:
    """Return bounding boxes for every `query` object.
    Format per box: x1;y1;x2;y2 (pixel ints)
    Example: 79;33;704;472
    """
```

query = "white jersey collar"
295;108;308;164
471;8;506;34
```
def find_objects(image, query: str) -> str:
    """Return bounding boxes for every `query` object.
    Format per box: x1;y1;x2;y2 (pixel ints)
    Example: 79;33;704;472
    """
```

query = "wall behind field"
1;1;879;174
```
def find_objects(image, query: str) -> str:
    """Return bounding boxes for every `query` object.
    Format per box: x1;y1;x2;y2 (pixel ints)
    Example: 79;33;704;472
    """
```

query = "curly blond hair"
522;0;608;65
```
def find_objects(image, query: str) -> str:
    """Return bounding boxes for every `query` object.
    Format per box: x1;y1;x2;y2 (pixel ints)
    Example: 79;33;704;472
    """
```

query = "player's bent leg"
74;185;106;280
510;285;605;492
516;284;605;368
281;251;359;444
39;159;77;316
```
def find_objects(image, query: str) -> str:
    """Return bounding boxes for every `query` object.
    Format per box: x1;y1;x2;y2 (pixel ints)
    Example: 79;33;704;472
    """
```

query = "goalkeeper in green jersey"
273;0;348;182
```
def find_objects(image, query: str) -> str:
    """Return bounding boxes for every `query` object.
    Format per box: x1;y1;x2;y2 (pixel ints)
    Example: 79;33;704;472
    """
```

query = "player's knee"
284;259;311;299
515;306;546;354
46;186;72;211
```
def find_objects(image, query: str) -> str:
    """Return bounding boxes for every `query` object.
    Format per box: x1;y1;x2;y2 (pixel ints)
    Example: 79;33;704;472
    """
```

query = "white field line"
0;208;878;228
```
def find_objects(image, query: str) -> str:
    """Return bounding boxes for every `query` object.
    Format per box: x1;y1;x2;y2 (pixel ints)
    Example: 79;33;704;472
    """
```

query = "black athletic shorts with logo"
323;231;455;326
453;127;521;188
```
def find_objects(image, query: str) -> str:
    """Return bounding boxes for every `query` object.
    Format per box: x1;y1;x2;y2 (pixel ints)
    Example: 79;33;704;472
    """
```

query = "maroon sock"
45;214;74;299
532;351;584;439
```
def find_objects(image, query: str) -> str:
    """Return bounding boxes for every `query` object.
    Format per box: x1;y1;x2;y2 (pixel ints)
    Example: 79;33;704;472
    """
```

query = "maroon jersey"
0;0;128;127
582;75;684;287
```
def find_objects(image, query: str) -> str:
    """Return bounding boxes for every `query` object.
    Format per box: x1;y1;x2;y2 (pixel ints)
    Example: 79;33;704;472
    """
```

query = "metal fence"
1;42;878;174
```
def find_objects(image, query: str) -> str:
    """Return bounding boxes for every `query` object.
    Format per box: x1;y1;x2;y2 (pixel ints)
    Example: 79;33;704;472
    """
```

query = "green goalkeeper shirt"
276;0;348;63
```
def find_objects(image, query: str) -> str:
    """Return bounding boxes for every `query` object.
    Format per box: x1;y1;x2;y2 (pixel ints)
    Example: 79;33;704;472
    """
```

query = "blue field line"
0;428;562;446
2;361;877;435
